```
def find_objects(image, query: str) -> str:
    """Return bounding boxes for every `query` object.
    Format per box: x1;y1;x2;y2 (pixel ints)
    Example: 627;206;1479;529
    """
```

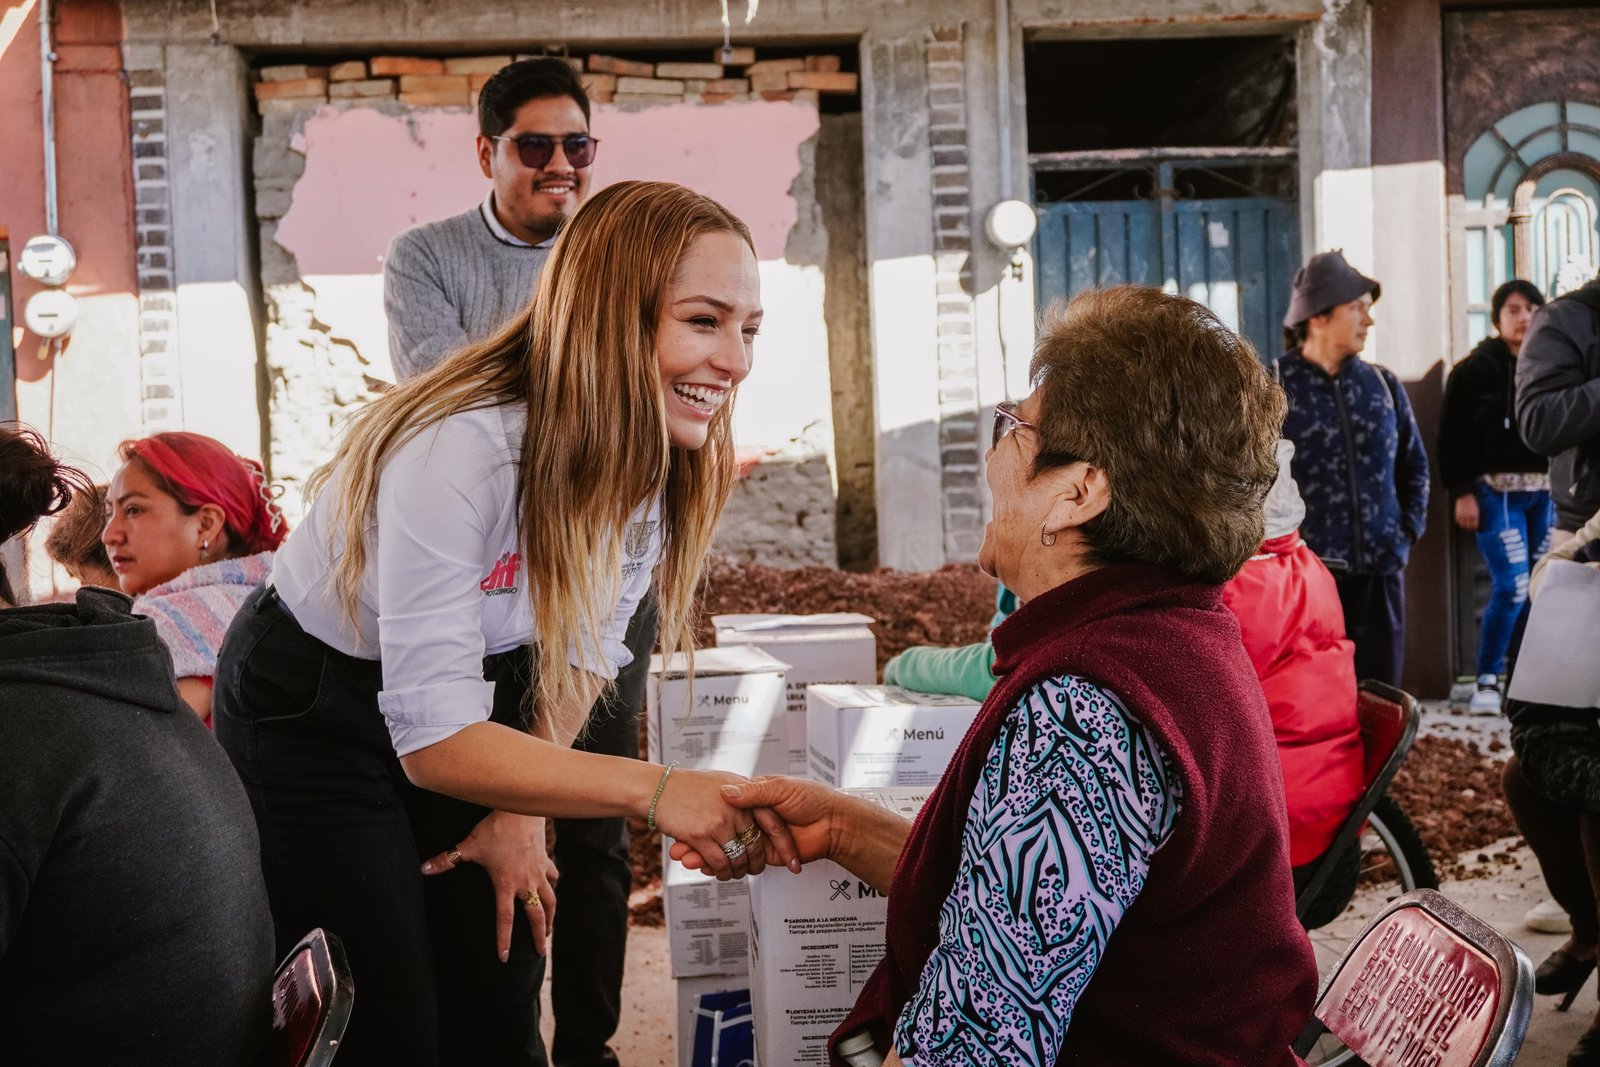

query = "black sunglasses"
492;133;599;170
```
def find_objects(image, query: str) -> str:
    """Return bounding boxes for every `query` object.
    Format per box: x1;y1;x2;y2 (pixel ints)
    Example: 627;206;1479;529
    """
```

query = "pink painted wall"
276;99;819;275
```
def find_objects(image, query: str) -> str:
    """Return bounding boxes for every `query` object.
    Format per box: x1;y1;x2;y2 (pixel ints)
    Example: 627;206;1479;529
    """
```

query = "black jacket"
1438;335;1548;496
1516;280;1600;530
0;589;275;1065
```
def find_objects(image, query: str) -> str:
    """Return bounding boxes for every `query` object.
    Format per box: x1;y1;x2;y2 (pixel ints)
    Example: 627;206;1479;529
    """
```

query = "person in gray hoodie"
0;424;275;1065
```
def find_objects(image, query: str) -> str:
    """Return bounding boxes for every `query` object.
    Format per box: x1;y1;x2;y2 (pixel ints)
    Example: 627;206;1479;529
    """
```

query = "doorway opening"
1025;34;1300;360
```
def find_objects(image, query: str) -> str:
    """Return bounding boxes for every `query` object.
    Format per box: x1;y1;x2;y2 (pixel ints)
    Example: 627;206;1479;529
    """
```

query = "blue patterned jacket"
1277;349;1430;575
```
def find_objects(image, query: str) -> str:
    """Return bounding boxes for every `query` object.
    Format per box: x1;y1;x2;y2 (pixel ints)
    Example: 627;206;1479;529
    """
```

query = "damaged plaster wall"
253;89;843;564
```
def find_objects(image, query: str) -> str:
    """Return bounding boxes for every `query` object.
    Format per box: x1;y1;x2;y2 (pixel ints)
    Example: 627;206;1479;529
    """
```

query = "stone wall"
249;49;859;113
715;431;839;567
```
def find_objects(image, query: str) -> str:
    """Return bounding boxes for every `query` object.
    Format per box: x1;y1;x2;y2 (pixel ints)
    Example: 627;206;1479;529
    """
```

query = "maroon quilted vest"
831;563;1317;1066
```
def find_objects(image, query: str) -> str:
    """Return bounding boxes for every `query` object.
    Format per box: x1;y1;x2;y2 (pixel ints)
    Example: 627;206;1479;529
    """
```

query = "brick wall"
123;43;180;433
926;25;983;561
250;50;859;112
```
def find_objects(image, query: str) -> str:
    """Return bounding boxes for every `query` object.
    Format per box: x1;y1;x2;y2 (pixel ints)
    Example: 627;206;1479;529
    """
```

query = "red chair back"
1295;680;1419;923
1356;683;1411;789
267;928;354;1067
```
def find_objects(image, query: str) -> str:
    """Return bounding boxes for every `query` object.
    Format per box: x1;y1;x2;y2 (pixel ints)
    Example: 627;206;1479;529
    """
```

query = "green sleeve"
883;641;998;702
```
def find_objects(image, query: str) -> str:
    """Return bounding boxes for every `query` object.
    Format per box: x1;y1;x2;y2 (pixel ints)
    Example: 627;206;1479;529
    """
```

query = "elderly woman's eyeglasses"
992;401;1037;449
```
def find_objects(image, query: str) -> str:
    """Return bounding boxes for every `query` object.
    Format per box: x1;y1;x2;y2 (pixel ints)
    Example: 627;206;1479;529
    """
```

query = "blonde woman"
213;181;788;1067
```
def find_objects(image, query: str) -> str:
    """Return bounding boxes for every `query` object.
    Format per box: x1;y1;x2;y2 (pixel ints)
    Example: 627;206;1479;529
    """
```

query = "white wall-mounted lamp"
984;199;1036;280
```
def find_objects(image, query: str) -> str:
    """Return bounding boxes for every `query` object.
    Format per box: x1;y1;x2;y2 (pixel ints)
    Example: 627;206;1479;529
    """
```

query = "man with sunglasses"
383;57;646;1067
383;57;597;379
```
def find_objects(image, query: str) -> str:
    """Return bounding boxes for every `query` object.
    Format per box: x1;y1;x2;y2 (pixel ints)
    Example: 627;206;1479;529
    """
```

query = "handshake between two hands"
660;771;844;883
413;770;878;965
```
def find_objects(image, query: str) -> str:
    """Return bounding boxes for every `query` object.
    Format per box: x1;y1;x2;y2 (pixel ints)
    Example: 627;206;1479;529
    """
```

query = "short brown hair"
44;482;112;579
1029;286;1286;584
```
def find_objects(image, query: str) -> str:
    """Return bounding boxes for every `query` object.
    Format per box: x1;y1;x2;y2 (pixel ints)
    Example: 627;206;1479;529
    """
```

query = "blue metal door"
1033;154;1300;362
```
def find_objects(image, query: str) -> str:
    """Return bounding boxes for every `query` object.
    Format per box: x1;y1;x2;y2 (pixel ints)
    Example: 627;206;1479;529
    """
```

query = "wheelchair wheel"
1302;795;1440;1067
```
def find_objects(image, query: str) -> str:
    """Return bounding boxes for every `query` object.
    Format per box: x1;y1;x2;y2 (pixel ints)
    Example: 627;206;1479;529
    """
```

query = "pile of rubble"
1391;733;1518;880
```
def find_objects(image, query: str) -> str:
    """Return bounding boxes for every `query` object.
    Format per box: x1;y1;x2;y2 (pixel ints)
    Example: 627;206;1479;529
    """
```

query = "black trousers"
1334;571;1405;687
1292;833;1362;930
214;586;548;1067
550;596;657;1067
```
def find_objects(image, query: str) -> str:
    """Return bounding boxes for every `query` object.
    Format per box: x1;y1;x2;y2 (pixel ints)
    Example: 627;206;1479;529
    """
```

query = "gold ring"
523;891;541;907
446;849;463;866
737;824;763;847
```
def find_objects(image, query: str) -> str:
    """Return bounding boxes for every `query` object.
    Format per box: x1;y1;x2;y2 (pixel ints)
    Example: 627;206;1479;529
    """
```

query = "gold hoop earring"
1041;526;1057;547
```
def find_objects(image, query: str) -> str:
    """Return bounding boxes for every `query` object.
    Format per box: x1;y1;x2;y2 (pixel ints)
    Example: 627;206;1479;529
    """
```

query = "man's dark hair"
1491;278;1545;326
1282;310;1332;352
478;58;590;138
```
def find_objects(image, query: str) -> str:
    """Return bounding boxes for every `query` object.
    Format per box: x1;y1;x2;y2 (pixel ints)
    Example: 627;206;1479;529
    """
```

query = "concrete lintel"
121;0;916;50
1016;0;1322;37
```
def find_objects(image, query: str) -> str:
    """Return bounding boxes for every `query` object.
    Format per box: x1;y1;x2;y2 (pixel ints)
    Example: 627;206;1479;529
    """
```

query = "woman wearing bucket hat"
1276;250;1430;687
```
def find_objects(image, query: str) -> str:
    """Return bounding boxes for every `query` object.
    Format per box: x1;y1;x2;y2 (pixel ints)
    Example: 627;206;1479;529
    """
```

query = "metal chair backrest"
266;928;354;1067
1355;680;1416;791
1295;889;1533;1067
1295;679;1420;923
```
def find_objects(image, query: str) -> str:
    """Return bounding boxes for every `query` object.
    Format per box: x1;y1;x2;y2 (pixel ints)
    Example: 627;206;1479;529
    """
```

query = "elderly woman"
678;286;1317;1065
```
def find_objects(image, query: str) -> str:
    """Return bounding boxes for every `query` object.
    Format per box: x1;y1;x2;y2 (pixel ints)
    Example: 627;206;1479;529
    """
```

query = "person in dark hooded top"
0;423;275;1065
1438;279;1552;714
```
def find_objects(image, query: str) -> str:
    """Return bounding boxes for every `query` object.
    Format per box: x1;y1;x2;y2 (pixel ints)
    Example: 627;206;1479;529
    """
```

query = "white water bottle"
837;1029;885;1067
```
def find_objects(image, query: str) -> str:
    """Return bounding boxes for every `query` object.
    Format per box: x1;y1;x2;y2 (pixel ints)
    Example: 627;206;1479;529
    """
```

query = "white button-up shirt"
271;402;660;756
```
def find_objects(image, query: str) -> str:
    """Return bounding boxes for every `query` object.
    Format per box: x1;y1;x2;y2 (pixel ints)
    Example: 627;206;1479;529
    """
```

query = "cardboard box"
675;973;753;1067
806;684;980;788
713;614;876;774
663;840;752;978
647;645;790;779
748;788;931;1066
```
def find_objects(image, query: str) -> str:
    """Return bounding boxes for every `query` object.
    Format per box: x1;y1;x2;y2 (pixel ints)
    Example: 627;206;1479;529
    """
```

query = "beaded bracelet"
646;761;678;833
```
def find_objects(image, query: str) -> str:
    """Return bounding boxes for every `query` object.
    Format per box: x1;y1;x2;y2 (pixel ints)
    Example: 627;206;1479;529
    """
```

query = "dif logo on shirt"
481;552;521;597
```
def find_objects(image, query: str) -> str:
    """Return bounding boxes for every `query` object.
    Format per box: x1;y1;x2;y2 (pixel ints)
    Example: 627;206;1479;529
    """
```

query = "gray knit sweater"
382;202;552;379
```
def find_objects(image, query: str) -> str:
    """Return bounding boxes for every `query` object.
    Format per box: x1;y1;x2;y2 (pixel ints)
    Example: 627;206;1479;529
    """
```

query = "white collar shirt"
480;192;556;250
270;401;661;756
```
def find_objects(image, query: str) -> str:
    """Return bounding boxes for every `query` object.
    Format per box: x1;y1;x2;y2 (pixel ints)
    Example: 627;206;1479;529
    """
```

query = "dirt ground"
692;556;1000;670
1390;731;1519;880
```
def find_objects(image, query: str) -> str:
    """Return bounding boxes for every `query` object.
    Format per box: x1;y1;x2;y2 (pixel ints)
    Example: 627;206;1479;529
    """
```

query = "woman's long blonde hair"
308;181;752;726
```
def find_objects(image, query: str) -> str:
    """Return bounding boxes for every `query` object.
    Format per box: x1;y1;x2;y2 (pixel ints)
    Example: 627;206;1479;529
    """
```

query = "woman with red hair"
103;432;287;722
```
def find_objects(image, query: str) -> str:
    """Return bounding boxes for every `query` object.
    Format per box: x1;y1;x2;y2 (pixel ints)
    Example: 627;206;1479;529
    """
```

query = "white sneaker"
1469;674;1502;715
1526;899;1574;934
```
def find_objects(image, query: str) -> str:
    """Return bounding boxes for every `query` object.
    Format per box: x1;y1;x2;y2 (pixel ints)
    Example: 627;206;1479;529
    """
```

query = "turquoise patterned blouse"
893;674;1182;1066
